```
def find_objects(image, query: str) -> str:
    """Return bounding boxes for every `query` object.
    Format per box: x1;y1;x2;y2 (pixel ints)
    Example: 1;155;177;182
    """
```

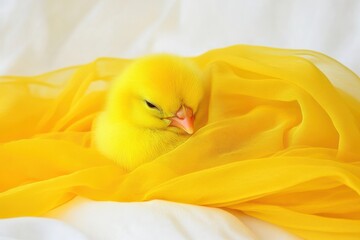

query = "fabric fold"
1;45;359;239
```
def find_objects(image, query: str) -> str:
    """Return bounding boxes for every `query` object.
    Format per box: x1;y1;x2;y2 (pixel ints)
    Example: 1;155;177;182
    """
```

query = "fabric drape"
1;45;360;240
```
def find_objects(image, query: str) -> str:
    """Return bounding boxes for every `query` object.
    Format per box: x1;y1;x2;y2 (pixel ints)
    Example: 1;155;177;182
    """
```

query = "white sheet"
1;0;359;76
47;198;257;240
1;0;359;239
0;217;88;240
0;198;300;240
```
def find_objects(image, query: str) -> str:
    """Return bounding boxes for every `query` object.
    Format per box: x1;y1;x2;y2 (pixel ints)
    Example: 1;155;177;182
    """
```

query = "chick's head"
106;54;204;134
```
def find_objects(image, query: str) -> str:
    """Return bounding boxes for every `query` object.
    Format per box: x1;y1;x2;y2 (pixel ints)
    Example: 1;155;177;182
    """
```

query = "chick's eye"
145;100;158;110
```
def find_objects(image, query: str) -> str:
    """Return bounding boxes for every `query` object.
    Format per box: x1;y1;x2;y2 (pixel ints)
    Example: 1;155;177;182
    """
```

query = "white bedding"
1;0;359;239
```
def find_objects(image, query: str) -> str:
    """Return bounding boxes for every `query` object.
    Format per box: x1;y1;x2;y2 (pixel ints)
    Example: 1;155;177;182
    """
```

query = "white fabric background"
1;0;359;239
1;0;359;75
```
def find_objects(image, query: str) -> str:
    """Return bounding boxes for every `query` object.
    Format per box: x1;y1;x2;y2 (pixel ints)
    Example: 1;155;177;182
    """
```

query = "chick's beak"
168;105;194;134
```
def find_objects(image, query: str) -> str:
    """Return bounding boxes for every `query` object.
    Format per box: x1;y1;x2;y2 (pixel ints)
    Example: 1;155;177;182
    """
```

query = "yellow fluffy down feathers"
93;54;205;171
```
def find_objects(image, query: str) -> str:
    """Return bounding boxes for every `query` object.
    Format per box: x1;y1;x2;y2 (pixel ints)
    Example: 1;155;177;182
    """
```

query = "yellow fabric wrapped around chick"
1;45;360;240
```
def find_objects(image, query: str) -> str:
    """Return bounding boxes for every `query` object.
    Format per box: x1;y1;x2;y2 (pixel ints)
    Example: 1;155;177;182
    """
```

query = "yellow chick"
93;54;204;171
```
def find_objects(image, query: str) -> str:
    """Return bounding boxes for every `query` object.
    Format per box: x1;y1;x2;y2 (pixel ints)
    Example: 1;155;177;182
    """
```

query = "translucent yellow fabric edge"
0;45;360;240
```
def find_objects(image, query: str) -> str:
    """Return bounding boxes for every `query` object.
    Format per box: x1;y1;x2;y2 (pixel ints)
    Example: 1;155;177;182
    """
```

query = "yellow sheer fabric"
1;45;360;239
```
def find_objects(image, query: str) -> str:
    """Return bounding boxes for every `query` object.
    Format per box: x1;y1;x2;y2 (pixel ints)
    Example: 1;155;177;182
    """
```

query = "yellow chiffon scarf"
1;45;360;240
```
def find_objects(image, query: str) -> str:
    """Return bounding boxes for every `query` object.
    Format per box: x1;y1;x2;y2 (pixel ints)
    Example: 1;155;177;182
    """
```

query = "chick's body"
93;54;204;171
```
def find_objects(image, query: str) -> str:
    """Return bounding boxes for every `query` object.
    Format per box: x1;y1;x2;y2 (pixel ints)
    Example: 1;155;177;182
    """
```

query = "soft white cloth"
0;198;301;240
47;198;258;240
1;0;359;75
0;217;88;240
1;0;359;239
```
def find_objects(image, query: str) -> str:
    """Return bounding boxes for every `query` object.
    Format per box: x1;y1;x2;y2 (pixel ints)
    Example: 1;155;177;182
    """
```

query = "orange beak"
168;105;194;134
